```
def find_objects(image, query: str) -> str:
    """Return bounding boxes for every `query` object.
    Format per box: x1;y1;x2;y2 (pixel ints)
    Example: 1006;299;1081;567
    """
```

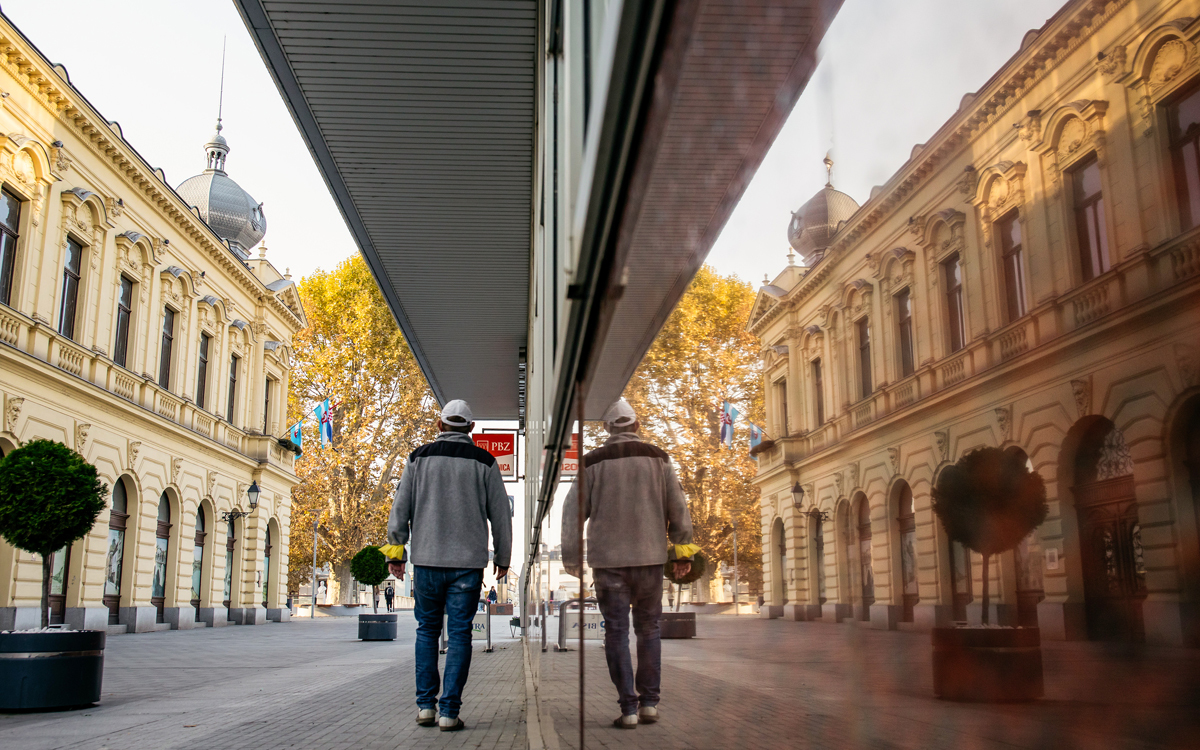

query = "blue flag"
749;423;764;451
720;401;739;448
290;420;304;451
314;398;334;447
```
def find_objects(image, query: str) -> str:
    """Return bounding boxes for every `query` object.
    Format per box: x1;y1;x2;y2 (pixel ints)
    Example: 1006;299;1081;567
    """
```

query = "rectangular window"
857;317;872;398
263;378;273;434
1071;155;1110;281
58;238;83;340
996;211;1027;321
812;359;825;426
895;288;914;377
1169;83;1200;231
943;254;965;353
158;308;175;389
227;354;239;423
113;277;134;368
0;189;20;306
196;333;211;409
773;379;788;436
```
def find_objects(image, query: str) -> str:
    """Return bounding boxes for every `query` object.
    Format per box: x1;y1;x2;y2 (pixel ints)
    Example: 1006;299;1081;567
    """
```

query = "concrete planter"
358;613;398;641
0;630;105;711
660;611;695;639
932;627;1043;702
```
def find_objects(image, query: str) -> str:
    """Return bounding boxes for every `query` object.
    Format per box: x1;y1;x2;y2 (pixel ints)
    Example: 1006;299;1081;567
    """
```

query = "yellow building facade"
0;14;305;632
749;0;1200;646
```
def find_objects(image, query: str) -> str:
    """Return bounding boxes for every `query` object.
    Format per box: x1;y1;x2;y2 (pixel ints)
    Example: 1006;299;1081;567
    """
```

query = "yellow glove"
377;544;405;561
671;543;701;560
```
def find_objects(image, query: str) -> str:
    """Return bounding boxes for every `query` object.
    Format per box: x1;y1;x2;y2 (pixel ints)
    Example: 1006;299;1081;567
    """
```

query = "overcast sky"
8;0;1066;288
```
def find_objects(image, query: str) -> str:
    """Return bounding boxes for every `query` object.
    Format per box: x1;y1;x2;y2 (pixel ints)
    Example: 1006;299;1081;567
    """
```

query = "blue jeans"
594;565;663;715
413;566;483;718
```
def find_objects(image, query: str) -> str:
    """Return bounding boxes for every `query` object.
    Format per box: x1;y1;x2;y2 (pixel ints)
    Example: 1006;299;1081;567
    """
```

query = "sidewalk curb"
524;636;559;750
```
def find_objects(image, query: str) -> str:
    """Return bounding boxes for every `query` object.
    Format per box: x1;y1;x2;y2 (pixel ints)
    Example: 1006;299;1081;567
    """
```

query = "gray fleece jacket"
387;432;512;570
561;432;693;570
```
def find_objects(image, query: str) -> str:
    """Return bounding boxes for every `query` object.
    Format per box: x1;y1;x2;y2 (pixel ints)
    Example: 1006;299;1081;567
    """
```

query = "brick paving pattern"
0;615;526;750
534;615;1200;750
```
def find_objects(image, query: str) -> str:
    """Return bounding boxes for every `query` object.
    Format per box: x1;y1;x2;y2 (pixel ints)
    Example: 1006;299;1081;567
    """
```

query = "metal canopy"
236;0;535;418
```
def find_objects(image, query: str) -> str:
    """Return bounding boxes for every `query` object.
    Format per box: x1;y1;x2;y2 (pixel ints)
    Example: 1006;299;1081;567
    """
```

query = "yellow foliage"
286;256;439;601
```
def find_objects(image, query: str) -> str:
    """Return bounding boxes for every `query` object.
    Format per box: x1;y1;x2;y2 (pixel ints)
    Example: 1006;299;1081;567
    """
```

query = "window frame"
772;377;789;437
196;332;211;409
0;188;22;307
942;253;966;354
1167;79;1200;234
856;316;873;399
58;236;85;341
894;287;915;378
226;353;240;424
158;306;177;390
1069;153;1111;282
995;209;1028;322
811;358;825;427
263;376;274;434
113;275;135;369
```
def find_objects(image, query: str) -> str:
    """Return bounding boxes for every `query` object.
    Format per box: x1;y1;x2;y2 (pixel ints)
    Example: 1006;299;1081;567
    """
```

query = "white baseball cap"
440;399;474;427
603;398;637;428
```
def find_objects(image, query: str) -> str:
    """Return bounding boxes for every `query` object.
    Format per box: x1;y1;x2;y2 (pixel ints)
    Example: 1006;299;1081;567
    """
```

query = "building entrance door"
151;494;171;624
1075;475;1146;641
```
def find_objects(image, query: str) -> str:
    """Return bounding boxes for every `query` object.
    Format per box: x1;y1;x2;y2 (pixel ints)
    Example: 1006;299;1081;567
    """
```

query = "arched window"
152;494;172;624
0;188;21;306
263;525;273;608
897;483;918;622
191;508;207;618
857;496;874;619
224;518;237;619
104;479;130;625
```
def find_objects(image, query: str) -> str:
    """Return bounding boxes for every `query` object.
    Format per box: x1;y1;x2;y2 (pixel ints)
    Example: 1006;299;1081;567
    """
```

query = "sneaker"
612;714;638;729
439;716;466;732
416;709;437;726
638;705;658;723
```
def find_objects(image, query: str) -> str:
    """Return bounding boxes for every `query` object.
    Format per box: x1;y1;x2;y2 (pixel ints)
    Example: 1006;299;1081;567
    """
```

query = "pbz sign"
470;612;488;640
565;611;605;640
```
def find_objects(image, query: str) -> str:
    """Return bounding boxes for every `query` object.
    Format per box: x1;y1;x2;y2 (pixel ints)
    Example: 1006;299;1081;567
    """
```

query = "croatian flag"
315;398;334;446
749;423;765;452
720;401;739;448
290;420;304;451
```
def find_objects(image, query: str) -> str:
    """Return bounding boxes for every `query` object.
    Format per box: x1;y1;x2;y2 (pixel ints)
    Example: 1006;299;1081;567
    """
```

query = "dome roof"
787;185;859;260
176;122;266;257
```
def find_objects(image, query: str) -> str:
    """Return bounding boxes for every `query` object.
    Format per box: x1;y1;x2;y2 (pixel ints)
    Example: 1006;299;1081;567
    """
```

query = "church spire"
204;37;230;173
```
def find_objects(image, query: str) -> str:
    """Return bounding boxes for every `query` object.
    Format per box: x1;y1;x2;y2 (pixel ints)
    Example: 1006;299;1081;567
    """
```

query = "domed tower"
787;157;859;264
177;120;267;259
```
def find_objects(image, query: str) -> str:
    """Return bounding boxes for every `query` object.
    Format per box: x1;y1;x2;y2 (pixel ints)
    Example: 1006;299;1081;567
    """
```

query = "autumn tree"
287;256;438;604
621;265;764;596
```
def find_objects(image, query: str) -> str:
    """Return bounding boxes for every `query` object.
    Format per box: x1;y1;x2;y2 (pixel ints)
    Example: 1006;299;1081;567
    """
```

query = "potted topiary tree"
661;551;706;639
0;439;108;710
930;446;1048;701
351;545;396;641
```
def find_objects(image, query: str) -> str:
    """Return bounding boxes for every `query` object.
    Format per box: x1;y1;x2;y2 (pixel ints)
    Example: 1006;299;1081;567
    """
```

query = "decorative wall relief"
848;462;860;492
75;422;90;453
995;407;1011;444
887;447;900;476
1175;343;1198;388
935;430;949;464
128;440;141;472
206;470;218;498
5;396;23;433
1070;377;1093;418
171;458;183;486
834;471;844;498
1149;39;1189;89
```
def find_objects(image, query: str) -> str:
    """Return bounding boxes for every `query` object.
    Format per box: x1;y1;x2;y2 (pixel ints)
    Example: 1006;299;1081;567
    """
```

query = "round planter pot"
932;626;1043;702
358;613;398;641
660;611;696;639
0;630;105;711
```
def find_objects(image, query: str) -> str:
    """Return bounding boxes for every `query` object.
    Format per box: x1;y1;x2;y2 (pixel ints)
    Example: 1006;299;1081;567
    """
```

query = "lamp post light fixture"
220;480;260;524
792;481;830;522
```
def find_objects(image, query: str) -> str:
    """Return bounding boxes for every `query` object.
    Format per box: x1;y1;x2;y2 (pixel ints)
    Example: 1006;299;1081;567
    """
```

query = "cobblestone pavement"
0;614;526;750
533;615;1200;750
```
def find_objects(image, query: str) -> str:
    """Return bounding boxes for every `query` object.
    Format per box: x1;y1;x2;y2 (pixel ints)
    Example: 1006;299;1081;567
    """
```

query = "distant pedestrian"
384;400;511;732
385;583;395;612
562;398;694;730
487;586;498;604
756;593;765;613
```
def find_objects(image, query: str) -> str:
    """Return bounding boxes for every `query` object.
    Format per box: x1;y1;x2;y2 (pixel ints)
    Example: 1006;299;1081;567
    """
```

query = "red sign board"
562;433;581;476
473;432;516;478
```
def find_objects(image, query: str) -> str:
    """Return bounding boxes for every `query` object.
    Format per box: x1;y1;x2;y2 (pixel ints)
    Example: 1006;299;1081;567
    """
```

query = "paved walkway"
0;614;526;750
532;615;1200;750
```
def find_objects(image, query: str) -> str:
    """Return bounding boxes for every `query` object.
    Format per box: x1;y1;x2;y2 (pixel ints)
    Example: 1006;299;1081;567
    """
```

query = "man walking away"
384;582;395;612
562;398;695;729
384;400;511;732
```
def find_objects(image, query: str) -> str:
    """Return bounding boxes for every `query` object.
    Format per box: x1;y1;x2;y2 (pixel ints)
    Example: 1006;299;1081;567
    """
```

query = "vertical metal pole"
311;517;318;618
575;384;587;749
729;520;739;614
